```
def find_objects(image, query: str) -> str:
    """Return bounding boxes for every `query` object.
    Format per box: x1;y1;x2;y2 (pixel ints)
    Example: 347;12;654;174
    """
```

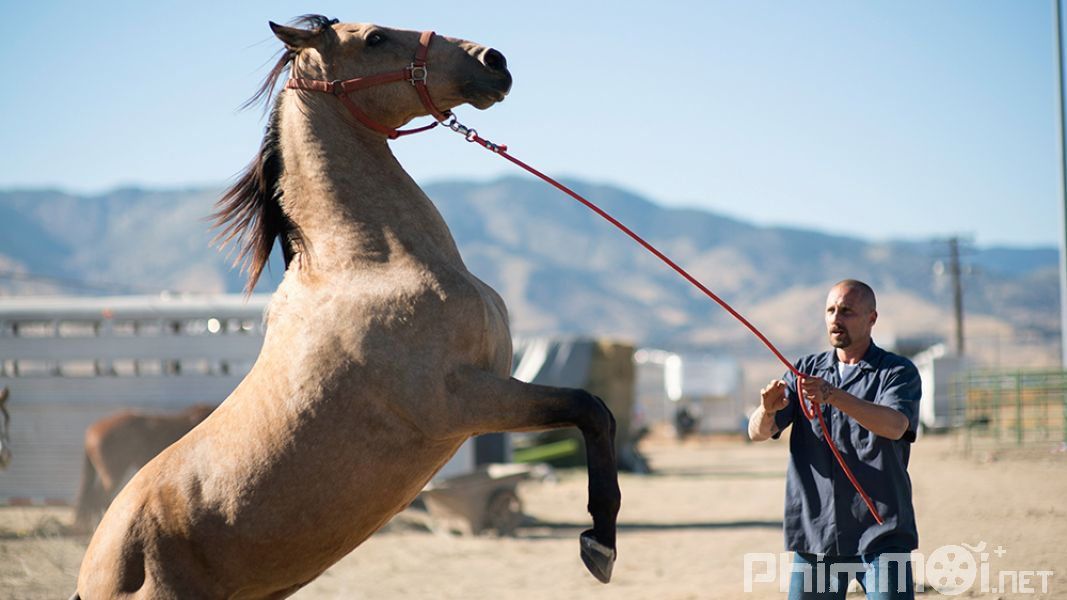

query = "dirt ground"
1;431;1064;599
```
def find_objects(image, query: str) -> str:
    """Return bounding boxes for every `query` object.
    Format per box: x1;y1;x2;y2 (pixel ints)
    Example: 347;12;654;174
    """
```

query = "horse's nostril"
483;48;507;72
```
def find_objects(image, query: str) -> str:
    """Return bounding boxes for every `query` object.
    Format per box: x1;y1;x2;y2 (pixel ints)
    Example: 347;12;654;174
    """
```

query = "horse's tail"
72;451;99;533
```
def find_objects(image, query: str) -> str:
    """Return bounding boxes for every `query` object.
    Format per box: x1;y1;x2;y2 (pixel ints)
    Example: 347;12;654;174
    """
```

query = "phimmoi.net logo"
744;541;1054;595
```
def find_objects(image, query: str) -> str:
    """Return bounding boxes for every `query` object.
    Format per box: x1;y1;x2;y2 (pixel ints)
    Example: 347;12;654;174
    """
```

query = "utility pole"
1056;0;1067;368
948;237;965;356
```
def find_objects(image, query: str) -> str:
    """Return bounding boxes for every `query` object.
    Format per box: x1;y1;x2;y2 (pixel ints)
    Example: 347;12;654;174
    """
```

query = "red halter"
285;31;450;139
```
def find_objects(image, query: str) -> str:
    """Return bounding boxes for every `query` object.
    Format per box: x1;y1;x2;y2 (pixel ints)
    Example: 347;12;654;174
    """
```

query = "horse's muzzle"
481;48;508;72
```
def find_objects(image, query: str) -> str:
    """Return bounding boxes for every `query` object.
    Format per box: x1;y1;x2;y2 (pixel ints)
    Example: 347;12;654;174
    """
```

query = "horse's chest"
323;273;488;337
269;265;502;376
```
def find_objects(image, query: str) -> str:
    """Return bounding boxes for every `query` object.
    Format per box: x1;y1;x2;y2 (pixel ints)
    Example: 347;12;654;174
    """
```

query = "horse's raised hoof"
579;529;616;584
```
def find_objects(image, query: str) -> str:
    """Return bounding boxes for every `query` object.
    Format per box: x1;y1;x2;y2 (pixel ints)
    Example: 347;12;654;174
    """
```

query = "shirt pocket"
848;420;877;459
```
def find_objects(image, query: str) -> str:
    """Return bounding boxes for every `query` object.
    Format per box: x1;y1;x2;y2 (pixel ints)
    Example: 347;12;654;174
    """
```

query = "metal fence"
953;369;1067;453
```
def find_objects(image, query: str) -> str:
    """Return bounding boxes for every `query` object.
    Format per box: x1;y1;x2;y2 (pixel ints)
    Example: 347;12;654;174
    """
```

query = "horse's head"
0;387;10;470
215;16;513;293
271;16;512;131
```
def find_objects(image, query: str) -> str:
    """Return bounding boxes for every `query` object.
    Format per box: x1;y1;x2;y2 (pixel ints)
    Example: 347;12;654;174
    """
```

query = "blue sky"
0;1;1062;248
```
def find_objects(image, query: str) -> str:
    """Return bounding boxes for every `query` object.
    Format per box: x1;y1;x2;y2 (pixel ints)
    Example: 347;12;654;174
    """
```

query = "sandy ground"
1;431;1065;599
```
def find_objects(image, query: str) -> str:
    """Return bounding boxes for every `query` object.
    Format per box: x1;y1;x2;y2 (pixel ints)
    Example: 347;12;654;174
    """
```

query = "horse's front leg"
442;366;620;583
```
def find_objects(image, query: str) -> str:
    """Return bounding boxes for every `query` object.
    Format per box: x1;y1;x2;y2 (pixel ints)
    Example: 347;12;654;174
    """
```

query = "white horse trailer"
634;349;744;434
0;293;481;506
0;294;268;505
913;343;972;431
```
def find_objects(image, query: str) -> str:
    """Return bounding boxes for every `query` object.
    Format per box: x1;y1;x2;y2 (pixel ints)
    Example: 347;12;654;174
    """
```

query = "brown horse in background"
76;16;618;599
72;404;214;533
0;387;11;470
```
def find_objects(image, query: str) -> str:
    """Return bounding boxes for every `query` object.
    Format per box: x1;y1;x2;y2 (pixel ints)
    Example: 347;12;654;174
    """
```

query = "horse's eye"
366;32;385;47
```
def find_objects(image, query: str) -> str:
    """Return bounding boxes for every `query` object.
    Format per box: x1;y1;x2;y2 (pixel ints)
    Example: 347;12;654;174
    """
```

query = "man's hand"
751;379;789;441
800;375;911;440
760;380;790;413
800;376;837;406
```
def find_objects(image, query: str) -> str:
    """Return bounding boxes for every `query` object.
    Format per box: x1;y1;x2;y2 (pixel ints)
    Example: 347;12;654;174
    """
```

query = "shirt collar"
813;340;884;373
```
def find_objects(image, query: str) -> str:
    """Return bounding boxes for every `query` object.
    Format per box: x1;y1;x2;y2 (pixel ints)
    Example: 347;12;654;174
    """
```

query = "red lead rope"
440;117;884;525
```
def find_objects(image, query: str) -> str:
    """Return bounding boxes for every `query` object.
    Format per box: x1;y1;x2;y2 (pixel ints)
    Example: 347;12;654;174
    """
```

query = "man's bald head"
832;279;876;313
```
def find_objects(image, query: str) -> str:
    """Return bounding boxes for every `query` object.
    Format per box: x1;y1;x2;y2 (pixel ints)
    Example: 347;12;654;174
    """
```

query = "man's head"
825;279;877;355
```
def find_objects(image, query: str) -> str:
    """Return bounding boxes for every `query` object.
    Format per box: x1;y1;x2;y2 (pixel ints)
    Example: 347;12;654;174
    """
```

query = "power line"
1055;0;1067;368
948;237;965;356
933;236;973;357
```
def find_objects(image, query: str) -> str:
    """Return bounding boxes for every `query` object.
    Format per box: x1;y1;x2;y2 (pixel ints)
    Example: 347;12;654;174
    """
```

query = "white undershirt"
837;361;859;383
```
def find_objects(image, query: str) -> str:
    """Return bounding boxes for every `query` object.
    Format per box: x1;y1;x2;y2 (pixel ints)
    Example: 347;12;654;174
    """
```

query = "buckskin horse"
74;16;619;598
72;404;215;533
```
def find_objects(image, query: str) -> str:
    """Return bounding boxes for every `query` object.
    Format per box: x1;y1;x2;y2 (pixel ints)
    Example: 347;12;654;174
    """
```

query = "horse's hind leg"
442;367;620;583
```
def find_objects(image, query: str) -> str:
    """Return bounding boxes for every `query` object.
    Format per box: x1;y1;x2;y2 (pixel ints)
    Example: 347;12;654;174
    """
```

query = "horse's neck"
279;97;464;272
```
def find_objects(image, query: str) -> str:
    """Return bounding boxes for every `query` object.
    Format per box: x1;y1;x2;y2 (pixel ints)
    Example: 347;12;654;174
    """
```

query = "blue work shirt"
770;341;921;556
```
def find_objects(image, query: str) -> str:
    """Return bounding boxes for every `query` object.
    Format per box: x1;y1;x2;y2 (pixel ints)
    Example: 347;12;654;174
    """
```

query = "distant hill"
0;178;1059;364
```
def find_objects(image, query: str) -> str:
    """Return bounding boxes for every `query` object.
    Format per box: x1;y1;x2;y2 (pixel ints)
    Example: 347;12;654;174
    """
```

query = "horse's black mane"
212;15;336;293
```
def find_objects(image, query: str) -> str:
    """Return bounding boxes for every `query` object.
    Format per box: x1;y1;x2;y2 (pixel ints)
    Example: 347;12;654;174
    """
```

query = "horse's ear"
269;21;320;50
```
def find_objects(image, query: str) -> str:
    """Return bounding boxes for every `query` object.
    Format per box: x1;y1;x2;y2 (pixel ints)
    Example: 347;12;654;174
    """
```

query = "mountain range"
0;177;1059;367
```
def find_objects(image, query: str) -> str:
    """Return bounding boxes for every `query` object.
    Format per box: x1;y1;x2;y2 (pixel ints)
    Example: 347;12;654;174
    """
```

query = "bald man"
749;280;921;600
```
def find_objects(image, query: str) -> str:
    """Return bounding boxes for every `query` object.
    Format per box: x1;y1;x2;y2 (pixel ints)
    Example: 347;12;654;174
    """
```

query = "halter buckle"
330;80;345;96
407;64;428;85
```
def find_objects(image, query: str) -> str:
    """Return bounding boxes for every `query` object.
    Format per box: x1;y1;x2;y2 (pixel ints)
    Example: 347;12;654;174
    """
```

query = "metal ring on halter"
465;129;479;142
407;64;428;84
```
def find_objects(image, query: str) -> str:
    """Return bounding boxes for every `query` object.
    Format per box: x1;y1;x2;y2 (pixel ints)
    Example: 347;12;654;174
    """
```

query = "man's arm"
749;379;789;442
800;377;909;440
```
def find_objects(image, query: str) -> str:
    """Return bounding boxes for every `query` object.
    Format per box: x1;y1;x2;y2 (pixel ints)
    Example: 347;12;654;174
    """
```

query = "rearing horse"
75;16;619;598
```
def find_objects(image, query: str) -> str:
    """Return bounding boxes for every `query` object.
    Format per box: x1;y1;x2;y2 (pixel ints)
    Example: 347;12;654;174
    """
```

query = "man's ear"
269;21;321;51
869;310;878;327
